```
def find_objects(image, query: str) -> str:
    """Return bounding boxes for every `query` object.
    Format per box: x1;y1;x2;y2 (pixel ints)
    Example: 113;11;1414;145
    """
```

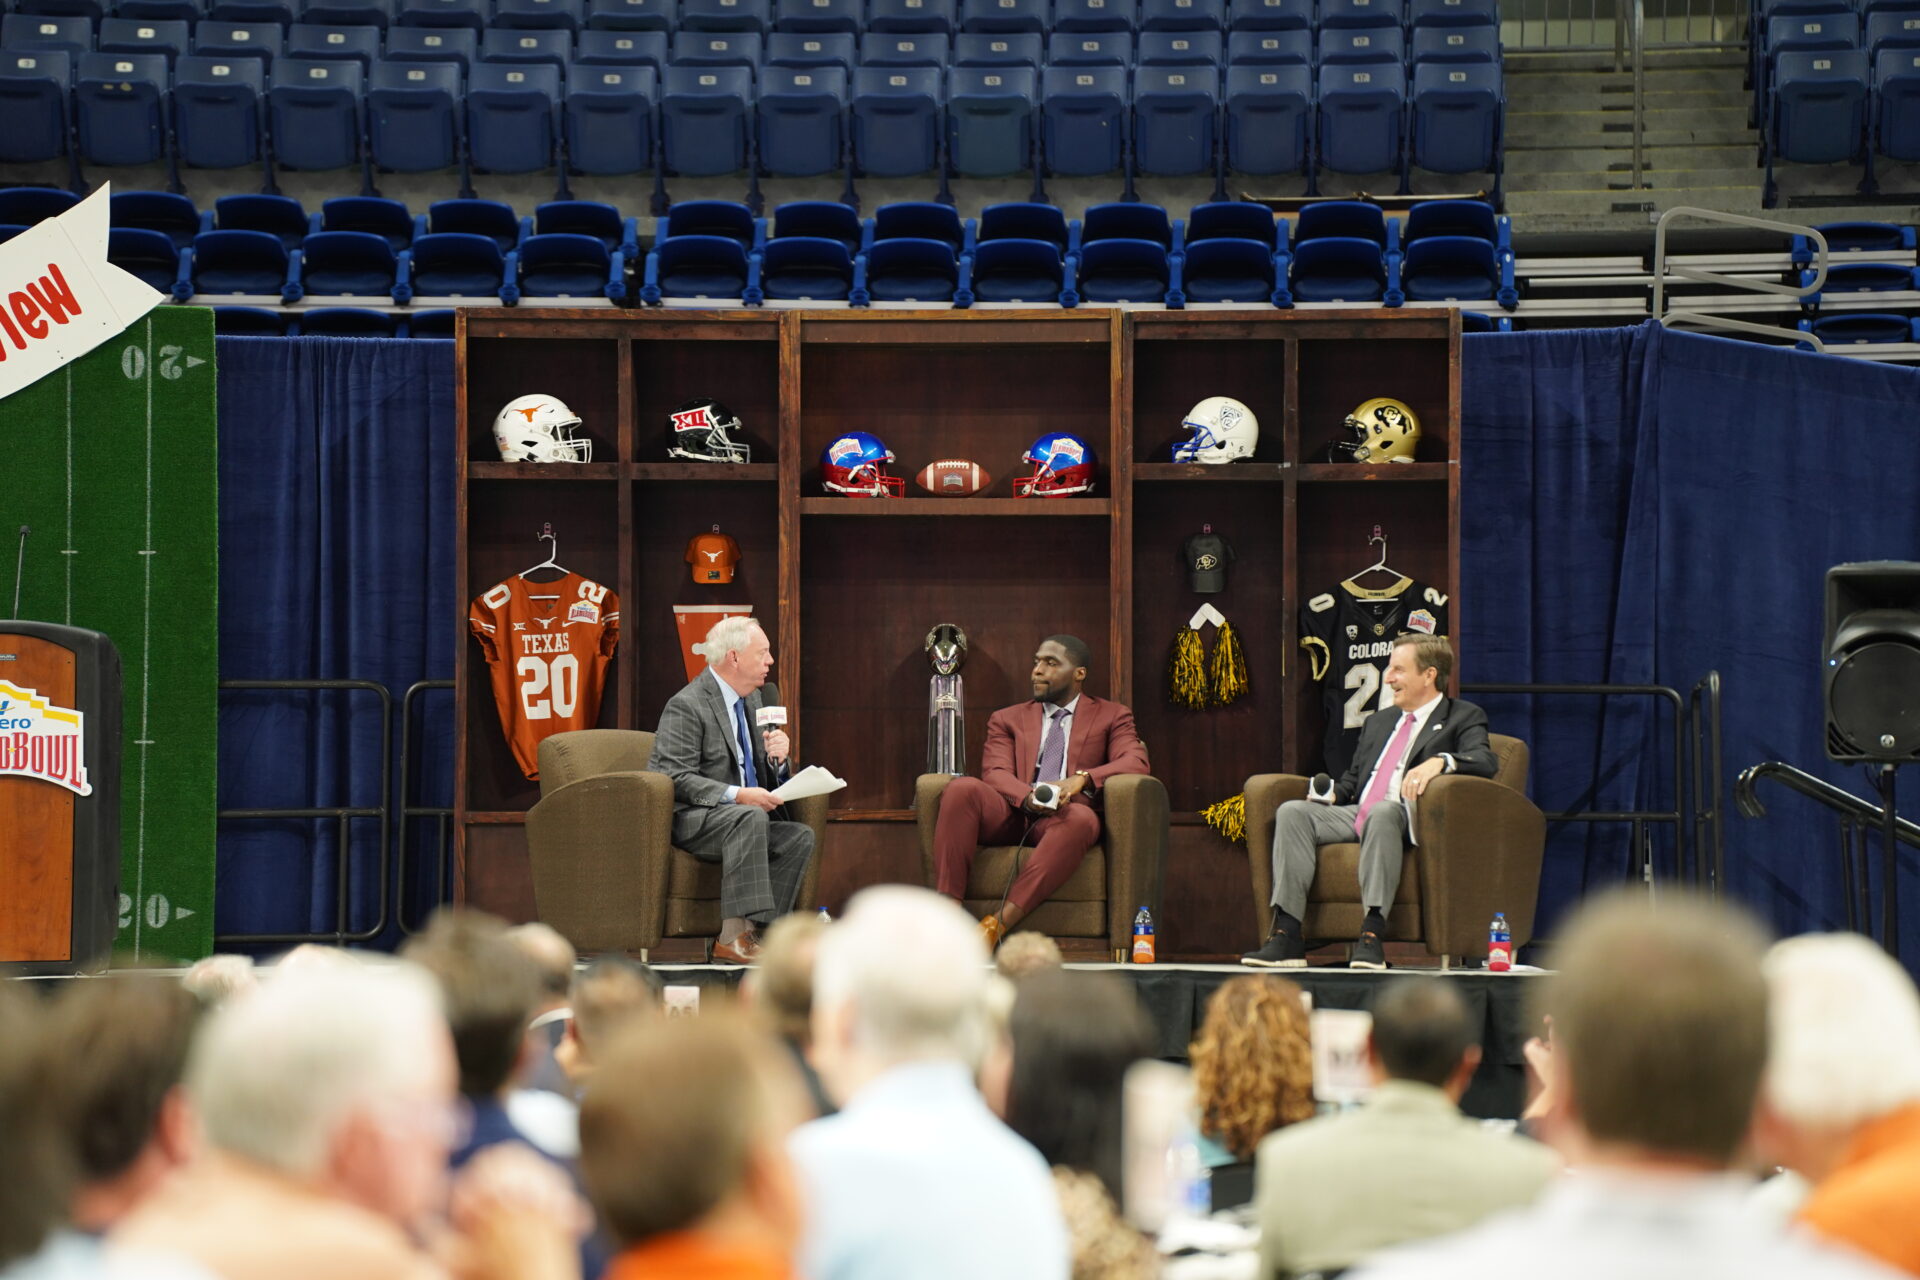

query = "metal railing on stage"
396;679;455;936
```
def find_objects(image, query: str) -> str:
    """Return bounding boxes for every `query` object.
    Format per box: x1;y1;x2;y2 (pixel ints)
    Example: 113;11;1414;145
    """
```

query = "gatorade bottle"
1132;906;1156;963
1488;913;1512;972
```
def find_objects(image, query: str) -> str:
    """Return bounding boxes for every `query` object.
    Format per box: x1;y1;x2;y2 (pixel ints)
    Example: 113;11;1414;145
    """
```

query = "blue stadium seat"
407;307;457;334
1320;27;1402;63
860;32;950;64
1399;234;1501;302
1867;10;1920;54
368;59;463;171
0;189;78;227
640;233;756;301
386;26;480;68
107;228;182;292
313;194;414;247
1317;63;1403;176
1049;32;1132;64
681;0;769;30
758;64;848;178
519;231;623;297
1766;48;1867;203
771;199;860;248
269;58;365;171
209;0;297;29
978;200;1068;251
1042;65;1128;177
948;65;1038;179
482;28;574;68
669;30;761;65
851;65;942;176
1054;0;1134;30
299;0;397;29
868;200;973;254
394;0;488;28
967;237;1065;301
535;198;637;253
15;0;109;24
960;0;1046;33
1185;200;1277;249
113;190;204;247
1404;197;1503;249
1295;198;1391;245
213;305;291;332
297;229;404;297
662;198;761;244
1410;62;1502;190
1228;29;1310;63
1290;234;1392;301
1174;235;1279;303
1133;66;1219;179
0;51;73;166
97;19;190;64
180;228;296;300
565;62;657;173
765;31;855;67
76;52;169;165
2;14;92;56
1411;25;1500;62
1791;219;1914;261
467;62;561;172
1140;0;1222;27
1138;30;1221;63
586;0;672;28
1081;201;1172;249
287;22;381;66
1408;0;1496;25
1873;47;1920;161
855;236;960;301
1074;237;1169;301
1761;14;1859;108
193;22;285;64
1225;63;1311;178
577;27;667;65
213;195;309;249
1800;260;1917;297
1319;0;1399;23
420;196;526;249
1760;0;1848;20
1801;312;1915;343
774;0;860;31
1228;0;1311;26
954;31;1043;63
300;307;403;334
173;55;266;168
409;230;516;299
660;64;754;174
1457;310;1511;332
867;0;956;31
495;0;585;26
758;235;853;299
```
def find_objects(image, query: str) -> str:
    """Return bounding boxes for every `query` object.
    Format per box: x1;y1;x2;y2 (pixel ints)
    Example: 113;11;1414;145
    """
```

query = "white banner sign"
0;679;92;796
0;183;165;402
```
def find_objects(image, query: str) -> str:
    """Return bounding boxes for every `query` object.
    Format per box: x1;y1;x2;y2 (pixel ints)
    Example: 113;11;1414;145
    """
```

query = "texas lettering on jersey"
1299;578;1449;777
469;572;620;780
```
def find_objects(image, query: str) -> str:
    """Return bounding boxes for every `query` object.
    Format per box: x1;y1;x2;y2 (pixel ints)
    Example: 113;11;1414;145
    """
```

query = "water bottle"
1166;1123;1211;1222
1488;912;1512;972
817;907;832;925
1132;905;1156;964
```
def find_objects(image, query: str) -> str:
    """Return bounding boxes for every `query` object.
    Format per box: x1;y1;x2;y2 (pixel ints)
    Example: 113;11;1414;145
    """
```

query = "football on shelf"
915;459;992;496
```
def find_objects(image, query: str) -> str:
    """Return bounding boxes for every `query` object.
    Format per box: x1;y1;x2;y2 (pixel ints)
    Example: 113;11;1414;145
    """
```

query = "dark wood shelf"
827;808;917;822
799;498;1113;517
1298;462;1451;483
468;462;620;481
630;462;777;481
1135;463;1289;483
465;811;530;824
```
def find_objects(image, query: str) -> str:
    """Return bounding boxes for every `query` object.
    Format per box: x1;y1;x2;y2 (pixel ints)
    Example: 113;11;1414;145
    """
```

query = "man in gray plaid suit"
647;615;815;965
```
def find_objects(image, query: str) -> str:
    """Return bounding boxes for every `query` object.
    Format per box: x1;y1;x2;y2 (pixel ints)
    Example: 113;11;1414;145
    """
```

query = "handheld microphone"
755;706;787;729
1309;772;1335;804
1031;782;1062;810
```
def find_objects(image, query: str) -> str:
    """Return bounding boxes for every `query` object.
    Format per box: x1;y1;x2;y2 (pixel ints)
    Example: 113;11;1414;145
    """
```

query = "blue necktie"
733;698;760;789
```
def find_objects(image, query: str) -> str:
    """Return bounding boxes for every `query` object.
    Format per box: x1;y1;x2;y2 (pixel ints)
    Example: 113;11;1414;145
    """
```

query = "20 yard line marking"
133;318;155;960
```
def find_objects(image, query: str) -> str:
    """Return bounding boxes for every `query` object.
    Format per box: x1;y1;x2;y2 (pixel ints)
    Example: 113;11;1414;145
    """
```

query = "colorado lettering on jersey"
1346;639;1395;661
1299;579;1450;777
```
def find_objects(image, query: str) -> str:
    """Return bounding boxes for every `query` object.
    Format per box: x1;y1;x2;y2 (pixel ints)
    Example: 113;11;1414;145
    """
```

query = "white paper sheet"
773;764;848;802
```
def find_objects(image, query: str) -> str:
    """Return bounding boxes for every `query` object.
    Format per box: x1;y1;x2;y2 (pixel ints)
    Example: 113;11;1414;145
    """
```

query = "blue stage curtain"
215;336;456;947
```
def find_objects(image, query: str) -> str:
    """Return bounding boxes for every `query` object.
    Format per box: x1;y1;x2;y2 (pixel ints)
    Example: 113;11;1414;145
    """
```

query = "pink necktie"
1356;713;1417;834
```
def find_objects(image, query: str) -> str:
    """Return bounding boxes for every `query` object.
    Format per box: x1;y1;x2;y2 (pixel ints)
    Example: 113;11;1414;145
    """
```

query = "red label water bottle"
1132;905;1156;963
1488;912;1512;972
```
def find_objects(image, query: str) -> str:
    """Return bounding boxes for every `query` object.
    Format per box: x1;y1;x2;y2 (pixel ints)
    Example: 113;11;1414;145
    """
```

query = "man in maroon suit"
933;635;1151;950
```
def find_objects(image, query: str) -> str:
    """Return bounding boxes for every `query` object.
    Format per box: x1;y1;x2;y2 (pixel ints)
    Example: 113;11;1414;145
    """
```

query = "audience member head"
995;932;1063;981
811;886;992;1104
579;1009;806;1256
563;957;662;1083
1370;976;1480;1096
743;913;827;1046
1540;889;1769;1169
42;976;203;1230
1757;932;1920;1182
273;943;359;976
506;923;577;1011
181;955;258;1007
402;908;545;1099
1002;969;1154;1201
187;964;454;1230
1190;975;1315;1163
0;986;67;1269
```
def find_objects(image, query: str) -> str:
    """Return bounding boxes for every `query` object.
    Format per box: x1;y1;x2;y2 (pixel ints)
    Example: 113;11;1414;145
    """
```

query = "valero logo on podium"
0;679;92;796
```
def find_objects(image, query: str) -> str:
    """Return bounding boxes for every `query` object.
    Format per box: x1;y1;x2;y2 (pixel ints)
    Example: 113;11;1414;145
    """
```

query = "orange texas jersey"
469;572;620;780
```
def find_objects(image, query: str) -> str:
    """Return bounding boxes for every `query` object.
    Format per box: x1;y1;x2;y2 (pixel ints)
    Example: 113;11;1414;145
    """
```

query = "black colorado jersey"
1299;578;1449;776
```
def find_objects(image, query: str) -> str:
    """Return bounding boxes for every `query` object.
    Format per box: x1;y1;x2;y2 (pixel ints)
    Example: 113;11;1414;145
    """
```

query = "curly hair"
1191;975;1315;1161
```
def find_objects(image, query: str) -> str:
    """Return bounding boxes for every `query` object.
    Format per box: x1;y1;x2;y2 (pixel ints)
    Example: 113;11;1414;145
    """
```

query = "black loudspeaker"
1825;563;1920;763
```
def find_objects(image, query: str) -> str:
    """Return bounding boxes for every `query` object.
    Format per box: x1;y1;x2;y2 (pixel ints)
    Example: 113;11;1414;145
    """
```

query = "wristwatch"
1075;769;1095;789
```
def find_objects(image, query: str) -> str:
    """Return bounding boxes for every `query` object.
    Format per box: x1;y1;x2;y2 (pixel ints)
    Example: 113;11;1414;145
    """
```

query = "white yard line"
133;320;155;959
63;363;73;625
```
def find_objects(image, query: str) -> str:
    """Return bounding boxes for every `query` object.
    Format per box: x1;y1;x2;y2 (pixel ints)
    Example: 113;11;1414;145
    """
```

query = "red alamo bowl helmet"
1013;432;1098;497
821;431;905;496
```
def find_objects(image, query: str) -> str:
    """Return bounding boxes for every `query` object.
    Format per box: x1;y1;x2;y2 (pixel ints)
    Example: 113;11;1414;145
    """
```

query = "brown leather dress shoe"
713;933;762;965
980;914;1006;952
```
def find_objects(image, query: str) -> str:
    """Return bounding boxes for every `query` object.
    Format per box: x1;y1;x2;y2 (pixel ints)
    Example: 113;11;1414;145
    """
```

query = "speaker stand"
1877;764;1902;962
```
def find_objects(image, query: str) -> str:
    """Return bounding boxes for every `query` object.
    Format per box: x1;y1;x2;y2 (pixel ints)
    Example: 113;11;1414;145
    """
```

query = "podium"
0;622;121;975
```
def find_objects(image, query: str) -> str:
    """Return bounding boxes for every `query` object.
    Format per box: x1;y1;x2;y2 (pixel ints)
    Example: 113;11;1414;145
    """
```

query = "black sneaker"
1241;929;1306;969
1349;931;1388;971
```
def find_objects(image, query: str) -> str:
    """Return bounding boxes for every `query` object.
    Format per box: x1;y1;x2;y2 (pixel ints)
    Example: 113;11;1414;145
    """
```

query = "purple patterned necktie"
1035;706;1070;782
1356;712;1416;834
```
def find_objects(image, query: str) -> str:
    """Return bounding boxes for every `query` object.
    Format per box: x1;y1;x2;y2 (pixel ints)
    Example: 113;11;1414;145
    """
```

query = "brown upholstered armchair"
525;729;827;958
1242;734;1545;963
915;773;1170;959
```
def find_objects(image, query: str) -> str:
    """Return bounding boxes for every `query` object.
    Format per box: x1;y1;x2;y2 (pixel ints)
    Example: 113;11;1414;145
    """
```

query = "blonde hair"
1190;975;1315;1161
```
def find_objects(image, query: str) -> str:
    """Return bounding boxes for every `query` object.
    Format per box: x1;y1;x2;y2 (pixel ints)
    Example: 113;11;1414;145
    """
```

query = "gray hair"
702;616;765;668
814;886;992;1068
1764;933;1920;1130
187;964;446;1178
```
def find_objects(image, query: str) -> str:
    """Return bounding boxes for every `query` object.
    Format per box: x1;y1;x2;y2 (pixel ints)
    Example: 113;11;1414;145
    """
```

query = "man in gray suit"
647;615;814;965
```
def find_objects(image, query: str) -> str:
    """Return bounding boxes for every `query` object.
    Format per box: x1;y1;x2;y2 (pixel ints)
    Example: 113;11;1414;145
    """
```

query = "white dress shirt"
1357;691;1450;802
1033;694;1079;782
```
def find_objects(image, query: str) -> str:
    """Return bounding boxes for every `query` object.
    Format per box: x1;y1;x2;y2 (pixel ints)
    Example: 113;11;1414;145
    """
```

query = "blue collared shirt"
709;667;748;803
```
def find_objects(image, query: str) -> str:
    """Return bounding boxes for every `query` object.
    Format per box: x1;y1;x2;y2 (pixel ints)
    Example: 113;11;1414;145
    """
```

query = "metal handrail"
1653;207;1830;350
1735;760;1920;847
396;679;455;936
1630;0;1647;188
1688;671;1725;892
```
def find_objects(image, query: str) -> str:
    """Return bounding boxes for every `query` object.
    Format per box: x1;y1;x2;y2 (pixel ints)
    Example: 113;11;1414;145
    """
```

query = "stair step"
1504;145;1755;173
1516;166;1762;191
1506;87;1753;111
1505;121;1757;148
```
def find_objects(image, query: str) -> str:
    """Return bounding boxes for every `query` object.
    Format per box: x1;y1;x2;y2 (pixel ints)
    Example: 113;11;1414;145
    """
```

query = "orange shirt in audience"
1799;1101;1920;1275
602;1233;792;1280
